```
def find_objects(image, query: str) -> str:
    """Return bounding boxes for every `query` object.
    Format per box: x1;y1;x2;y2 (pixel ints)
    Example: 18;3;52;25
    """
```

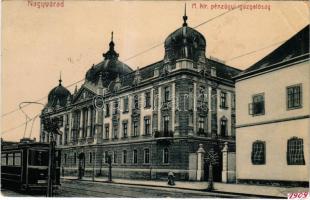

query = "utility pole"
43;117;62;197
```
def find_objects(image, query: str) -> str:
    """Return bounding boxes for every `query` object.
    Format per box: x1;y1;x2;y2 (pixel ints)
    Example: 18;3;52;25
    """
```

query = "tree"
205;148;219;191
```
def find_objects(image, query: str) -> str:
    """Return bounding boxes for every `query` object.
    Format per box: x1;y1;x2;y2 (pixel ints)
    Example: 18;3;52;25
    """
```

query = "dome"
164;11;206;63
85;32;133;86
47;78;71;107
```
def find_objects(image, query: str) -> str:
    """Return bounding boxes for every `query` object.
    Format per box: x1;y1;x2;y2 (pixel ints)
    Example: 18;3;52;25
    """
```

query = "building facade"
234;25;309;186
40;13;241;181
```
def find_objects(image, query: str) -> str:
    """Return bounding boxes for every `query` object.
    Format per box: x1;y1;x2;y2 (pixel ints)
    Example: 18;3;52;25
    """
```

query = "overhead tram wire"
1;78;85;118
1;36;290;137
1;1;248;120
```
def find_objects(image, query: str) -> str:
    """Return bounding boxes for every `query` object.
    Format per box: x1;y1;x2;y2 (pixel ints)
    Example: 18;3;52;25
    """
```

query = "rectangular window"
74;153;77;164
164;87;170;102
144;149;150;164
64;153;67;165
249;94;265;116
220;118;227;137
1;154;7;166
104;151;109;163
287;137;305;165
220;92;228;109
287;85;302;109
133;150;138;164
134;95;139;109
123;150;127;164
123;122;128;138
89;152;92;164
105;125;109;139
113;101;119;115
144;118;150;135
113;151;117;164
113;125;118;139
145;92;151;108
198;117;204;134
133;121;139;137
163;116;169;134
14;153;21;166
251;141;265;165
123;96;129;112
105;103;110;117
163;148;169;164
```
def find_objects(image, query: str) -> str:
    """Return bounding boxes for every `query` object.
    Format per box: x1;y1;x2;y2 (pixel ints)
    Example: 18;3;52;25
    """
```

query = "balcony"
154;131;173;138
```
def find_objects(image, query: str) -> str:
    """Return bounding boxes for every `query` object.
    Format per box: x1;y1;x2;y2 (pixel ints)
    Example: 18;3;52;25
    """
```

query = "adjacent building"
234;25;309;186
40;12;241;181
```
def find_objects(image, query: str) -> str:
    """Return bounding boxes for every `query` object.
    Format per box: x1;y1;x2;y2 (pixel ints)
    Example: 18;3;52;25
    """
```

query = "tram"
1;139;61;191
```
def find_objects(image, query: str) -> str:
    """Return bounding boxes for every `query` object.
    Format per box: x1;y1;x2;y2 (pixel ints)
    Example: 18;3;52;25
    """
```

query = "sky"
1;1;309;141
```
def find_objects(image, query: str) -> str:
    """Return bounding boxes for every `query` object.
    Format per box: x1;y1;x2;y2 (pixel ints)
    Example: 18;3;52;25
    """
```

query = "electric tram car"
1;140;61;191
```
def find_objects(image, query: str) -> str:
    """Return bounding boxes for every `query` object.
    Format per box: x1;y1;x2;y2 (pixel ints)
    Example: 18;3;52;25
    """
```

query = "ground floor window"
163;148;169;164
123;150;127;164
144;149;150;164
287;137;305;165
133;150;138;164
251;141;265;165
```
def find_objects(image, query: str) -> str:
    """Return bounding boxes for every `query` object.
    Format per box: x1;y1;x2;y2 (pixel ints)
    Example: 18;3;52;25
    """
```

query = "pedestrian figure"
167;171;175;186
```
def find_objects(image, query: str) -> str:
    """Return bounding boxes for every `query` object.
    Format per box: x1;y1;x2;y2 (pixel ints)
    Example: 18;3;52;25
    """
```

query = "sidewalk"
62;176;308;198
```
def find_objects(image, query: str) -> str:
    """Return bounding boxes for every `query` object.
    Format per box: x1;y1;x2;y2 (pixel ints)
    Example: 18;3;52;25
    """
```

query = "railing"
154;131;173;138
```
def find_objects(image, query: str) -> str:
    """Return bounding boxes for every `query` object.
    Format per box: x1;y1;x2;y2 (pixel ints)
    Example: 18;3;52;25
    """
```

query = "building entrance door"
78;153;85;179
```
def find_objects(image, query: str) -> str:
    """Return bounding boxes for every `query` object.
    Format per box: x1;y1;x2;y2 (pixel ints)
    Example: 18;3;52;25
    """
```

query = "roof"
235;25;309;79
206;58;242;80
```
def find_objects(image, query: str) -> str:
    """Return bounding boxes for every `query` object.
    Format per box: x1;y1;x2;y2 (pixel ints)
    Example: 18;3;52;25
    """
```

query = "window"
164;87;170;102
1;154;7;166
164;116;169;134
74;153;77;164
113;125;118;139
220;117;227;137
220;92;228;109
251;141;265;165
249;94;265;115
123;96;129;112
123;122;128;138
133;121;139;137
113;151;117;164
89;152;92;164
134;95;139;109
144;118;150;135
113;101;119;115
144;149;150;164
105;125;109;139
64;153;67;164
198;117;204;133
287;85;302;109
133;150;138;164
14;153;21;166
104;151;109;163
123;150;127;164
287;137;305;165
105;103;110;117
145;92;151;108
163;148;169;164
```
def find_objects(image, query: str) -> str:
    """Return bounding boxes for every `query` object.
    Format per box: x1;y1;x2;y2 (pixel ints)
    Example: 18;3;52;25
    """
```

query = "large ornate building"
40;11;241;181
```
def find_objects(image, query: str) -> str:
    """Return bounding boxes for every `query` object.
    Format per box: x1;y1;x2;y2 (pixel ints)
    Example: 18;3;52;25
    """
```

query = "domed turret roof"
164;7;206;62
47;77;71;107
85;32;133;86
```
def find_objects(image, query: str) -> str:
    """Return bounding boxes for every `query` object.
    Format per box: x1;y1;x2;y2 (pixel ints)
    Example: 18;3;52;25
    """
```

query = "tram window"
7;153;13;165
14;153;21;166
1;154;7;166
29;150;48;166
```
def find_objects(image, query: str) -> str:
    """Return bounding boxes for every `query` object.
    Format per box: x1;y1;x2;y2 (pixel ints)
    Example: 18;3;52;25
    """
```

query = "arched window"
163;148;169;164
287;137;305;165
251;141;265;165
